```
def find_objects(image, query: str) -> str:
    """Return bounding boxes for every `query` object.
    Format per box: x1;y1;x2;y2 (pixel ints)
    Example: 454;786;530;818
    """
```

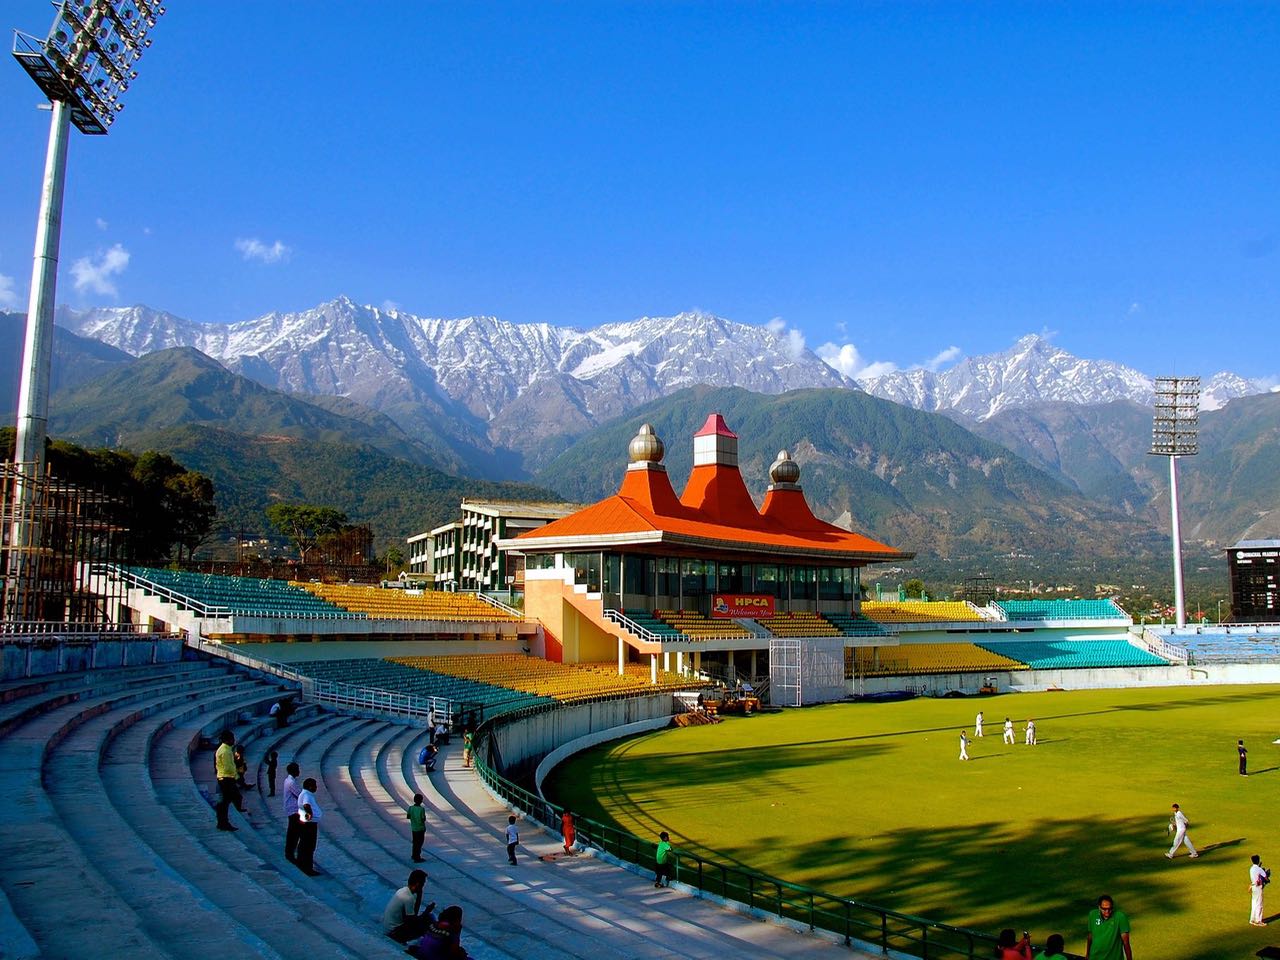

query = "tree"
903;578;926;599
265;504;348;563
382;545;405;577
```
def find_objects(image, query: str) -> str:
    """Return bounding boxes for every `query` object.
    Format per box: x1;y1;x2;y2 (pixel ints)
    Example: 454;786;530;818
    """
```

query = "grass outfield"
544;684;1280;960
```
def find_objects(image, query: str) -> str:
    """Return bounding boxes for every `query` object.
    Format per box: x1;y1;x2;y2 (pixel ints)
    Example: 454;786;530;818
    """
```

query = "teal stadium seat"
976;639;1167;669
125;567;362;619
996;599;1127;621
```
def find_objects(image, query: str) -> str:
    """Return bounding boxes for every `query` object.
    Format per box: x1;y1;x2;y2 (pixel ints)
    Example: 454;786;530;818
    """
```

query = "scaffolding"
2;461;129;623
769;637;846;707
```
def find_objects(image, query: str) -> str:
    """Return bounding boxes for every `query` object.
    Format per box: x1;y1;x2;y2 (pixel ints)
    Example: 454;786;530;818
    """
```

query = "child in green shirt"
408;794;427;863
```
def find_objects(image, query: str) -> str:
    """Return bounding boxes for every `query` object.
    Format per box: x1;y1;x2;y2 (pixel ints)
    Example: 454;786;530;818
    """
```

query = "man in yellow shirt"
214;730;240;831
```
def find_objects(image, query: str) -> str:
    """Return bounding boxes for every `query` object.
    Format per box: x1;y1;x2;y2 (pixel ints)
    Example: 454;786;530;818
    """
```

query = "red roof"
512;416;910;562
694;413;738;438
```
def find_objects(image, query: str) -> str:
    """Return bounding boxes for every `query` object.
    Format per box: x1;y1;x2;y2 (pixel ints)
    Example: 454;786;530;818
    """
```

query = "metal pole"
7;99;71;620
1169;455;1186;628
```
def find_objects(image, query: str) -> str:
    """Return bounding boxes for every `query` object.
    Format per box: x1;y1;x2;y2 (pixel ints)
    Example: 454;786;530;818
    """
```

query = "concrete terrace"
0;659;874;960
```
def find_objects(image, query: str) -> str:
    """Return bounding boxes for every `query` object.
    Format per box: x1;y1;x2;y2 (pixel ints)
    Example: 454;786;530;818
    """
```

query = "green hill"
126;423;557;549
536;386;1167;570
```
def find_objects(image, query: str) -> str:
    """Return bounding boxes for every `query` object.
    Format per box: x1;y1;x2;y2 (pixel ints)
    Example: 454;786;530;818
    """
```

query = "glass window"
718;562;746;593
791;565;815;600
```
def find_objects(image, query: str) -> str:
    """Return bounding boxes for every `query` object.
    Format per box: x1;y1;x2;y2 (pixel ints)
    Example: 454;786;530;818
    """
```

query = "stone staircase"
0;656;866;960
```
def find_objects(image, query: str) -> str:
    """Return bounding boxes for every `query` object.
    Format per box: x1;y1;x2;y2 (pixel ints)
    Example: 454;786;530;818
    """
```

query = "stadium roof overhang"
498;530;914;565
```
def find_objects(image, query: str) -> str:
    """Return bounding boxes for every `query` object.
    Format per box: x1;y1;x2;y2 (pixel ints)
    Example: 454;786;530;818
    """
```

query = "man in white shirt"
959;730;969;761
1003;718;1016;745
282;762;302;863
1250;854;1268;926
382;869;434;943
1166;803;1198;859
296;777;323;876
1025;719;1037;746
506;815;520;865
975;712;984;738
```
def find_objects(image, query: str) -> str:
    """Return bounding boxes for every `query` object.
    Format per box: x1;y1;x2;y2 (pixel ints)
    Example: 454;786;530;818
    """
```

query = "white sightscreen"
769;636;846;707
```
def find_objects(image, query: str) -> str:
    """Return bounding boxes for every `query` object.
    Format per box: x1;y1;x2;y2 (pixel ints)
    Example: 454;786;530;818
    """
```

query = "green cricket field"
544;684;1280;960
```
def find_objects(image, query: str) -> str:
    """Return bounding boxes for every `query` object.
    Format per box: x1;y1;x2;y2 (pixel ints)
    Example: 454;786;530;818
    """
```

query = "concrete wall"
853;663;1280;696
1;636;185;681
534;716;674;797
487;693;675;782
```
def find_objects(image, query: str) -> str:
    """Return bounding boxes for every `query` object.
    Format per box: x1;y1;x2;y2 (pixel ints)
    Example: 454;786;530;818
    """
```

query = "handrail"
475;592;523;617
185;636;452;722
0;621;179;637
471;707;1073;960
1135;628;1189;665
602;609;675;644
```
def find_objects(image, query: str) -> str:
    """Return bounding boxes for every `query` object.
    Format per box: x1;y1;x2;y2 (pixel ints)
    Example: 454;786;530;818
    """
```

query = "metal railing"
475;592;523;618
603;609;676;644
473;710;1050;960
1134;628;1189;664
185;636;452;723
0;620;177;637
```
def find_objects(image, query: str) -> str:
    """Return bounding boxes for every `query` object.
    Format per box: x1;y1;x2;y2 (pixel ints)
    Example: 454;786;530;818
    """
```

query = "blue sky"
2;2;1277;381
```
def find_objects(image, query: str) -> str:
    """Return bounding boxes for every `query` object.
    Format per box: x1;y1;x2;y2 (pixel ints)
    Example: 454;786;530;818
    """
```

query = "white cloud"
70;243;130;297
95;217;108;231
0;273;21;310
924;345;962;372
1128;302;1142;316
235;237;291;264
817;341;899;380
763;316;806;359
380;299;402;313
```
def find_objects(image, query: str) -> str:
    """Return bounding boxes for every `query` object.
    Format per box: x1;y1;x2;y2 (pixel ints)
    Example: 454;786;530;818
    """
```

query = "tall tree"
265;504;348;563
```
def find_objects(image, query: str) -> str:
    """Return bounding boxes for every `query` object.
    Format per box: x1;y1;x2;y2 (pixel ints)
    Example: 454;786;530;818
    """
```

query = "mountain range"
55;300;1274;479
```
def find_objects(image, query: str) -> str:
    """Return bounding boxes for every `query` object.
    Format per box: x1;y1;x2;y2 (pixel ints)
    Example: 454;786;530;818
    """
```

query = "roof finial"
628;423;665;465
769;449;801;486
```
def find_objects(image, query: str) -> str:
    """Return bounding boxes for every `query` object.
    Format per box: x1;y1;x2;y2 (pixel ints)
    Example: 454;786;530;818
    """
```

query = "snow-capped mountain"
59;299;852;463
856;334;1270;421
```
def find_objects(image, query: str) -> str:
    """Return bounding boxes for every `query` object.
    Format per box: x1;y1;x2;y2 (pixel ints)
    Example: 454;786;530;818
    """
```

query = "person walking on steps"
265;750;278;797
505;815;520;866
1166;803;1199;860
283;761;302;862
408;793;427;863
296;777;323;876
654;831;674;888
214;730;240;832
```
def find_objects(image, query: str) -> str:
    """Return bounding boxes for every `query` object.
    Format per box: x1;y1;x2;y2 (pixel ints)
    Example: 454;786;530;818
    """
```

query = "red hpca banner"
710;594;775;618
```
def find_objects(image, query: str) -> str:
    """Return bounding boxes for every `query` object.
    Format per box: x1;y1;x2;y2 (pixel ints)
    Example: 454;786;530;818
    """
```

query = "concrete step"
153;709;404;960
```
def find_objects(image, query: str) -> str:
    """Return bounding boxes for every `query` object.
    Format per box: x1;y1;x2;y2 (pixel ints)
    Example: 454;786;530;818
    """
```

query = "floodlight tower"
7;2;164;614
1149;376;1200;628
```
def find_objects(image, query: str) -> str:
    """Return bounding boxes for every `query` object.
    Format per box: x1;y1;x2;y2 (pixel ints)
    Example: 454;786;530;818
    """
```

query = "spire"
680;413;760;524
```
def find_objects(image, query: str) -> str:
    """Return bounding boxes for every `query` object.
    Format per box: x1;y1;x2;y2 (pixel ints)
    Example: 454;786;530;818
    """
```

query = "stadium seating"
124;566;359;618
861;601;984;623
288;657;552;717
850;642;1026;676
1155;630;1280;664
823;611;889;637
297;582;520;622
996;599;1127;621
761;611;841;637
407;653;701;702
976;639;1169;669
623;609;691;640
655;609;753;639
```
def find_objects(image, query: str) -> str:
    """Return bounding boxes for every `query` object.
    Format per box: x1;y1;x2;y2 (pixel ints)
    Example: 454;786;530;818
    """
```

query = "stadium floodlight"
7;2;164;616
1149;376;1200;628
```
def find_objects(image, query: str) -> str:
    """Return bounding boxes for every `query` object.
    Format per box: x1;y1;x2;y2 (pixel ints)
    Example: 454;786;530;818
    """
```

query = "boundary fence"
473;706;1076;959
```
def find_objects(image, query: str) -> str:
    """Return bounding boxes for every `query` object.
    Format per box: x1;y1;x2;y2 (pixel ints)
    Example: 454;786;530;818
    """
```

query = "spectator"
1084;894;1132;960
383;869;435;944
1040;934;1068;960
996;928;1031;959
410;904;467;960
561;809;576;855
408;793;427;863
435;721;450;746
265;750;279;797
654;831;673;888
427;709;437;746
270;697;295;729
418;742;438;773
505;815;519;866
282;761;302;863
462;729;474;768
214;730;240;832
297;777;323;876
1250;854;1268;927
234;744;255;792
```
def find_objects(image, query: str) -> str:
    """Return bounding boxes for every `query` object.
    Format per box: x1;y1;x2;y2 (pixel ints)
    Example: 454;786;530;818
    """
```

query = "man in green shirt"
408;793;427;862
1085;894;1132;960
214;729;240;831
654;831;673;888
1040;933;1068;960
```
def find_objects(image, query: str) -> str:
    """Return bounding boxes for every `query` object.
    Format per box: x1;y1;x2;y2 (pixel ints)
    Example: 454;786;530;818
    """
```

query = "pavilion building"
500;414;912;678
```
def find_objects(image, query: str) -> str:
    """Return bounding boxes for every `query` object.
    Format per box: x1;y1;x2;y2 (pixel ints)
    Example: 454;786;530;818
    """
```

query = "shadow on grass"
1199;837;1246;854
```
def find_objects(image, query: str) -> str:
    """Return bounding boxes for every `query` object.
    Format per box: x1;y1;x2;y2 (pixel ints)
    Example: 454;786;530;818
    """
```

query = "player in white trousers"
1249;854;1267;925
975;712;984;738
1166;803;1198;859
1003;718;1015;745
959;730;969;761
1025;719;1036;745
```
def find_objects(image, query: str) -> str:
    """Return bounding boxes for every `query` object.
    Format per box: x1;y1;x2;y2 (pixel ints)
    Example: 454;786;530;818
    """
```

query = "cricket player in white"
1250;855;1267;925
975;712;984;738
959;730;969;761
1166;803;1198;859
1003;718;1015;745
